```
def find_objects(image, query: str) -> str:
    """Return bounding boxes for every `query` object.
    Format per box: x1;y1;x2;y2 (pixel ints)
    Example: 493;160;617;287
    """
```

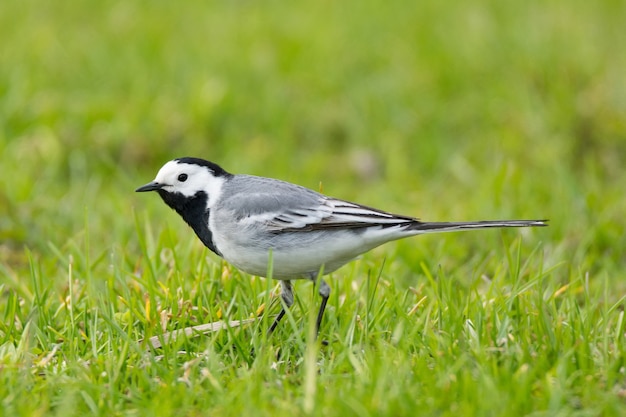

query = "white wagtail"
136;157;547;334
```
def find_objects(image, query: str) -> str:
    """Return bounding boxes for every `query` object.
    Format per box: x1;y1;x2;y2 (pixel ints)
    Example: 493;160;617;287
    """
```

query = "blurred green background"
2;1;625;275
1;0;626;414
2;0;624;260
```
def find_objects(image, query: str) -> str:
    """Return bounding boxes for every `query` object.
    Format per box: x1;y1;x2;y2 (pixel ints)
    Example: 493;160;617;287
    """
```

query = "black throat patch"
157;190;221;256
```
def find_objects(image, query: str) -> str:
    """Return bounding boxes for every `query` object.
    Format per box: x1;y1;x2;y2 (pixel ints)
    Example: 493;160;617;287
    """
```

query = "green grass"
2;0;626;415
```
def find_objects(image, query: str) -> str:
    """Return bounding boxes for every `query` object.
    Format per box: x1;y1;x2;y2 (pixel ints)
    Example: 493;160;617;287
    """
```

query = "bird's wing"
231;194;416;232
273;198;418;232
219;175;417;232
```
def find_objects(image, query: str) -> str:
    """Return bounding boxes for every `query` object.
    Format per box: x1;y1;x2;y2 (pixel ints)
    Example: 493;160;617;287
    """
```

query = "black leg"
315;296;328;334
268;308;286;334
315;279;330;336
267;280;293;335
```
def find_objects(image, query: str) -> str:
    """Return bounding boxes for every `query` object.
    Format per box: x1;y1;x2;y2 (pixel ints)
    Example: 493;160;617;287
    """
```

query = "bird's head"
136;157;232;208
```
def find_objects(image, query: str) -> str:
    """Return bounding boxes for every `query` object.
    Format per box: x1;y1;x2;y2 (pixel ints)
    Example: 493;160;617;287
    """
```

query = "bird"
136;157;547;336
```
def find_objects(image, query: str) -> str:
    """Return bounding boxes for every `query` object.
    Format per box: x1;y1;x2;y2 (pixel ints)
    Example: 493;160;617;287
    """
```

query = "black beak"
135;181;164;192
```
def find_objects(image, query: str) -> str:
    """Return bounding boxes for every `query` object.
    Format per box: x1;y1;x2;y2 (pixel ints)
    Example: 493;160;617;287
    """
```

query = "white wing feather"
241;197;415;232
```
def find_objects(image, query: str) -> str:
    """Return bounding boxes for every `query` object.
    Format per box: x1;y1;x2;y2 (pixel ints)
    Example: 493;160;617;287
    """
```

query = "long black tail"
408;219;548;234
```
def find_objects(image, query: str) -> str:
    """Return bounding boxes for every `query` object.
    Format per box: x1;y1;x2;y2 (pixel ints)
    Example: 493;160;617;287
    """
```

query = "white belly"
212;228;379;280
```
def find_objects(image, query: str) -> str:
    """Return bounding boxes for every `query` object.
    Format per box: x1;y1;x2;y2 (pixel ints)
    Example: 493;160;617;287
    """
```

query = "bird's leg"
268;280;293;335
315;279;330;335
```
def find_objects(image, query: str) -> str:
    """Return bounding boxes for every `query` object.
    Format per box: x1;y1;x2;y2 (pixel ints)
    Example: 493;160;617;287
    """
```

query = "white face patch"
153;160;226;206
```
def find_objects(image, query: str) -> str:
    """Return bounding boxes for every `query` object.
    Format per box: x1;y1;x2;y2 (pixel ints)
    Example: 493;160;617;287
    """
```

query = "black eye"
178;173;188;182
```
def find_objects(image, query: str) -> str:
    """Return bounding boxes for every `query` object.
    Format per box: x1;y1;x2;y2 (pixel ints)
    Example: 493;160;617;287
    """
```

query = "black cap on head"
175;157;232;178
